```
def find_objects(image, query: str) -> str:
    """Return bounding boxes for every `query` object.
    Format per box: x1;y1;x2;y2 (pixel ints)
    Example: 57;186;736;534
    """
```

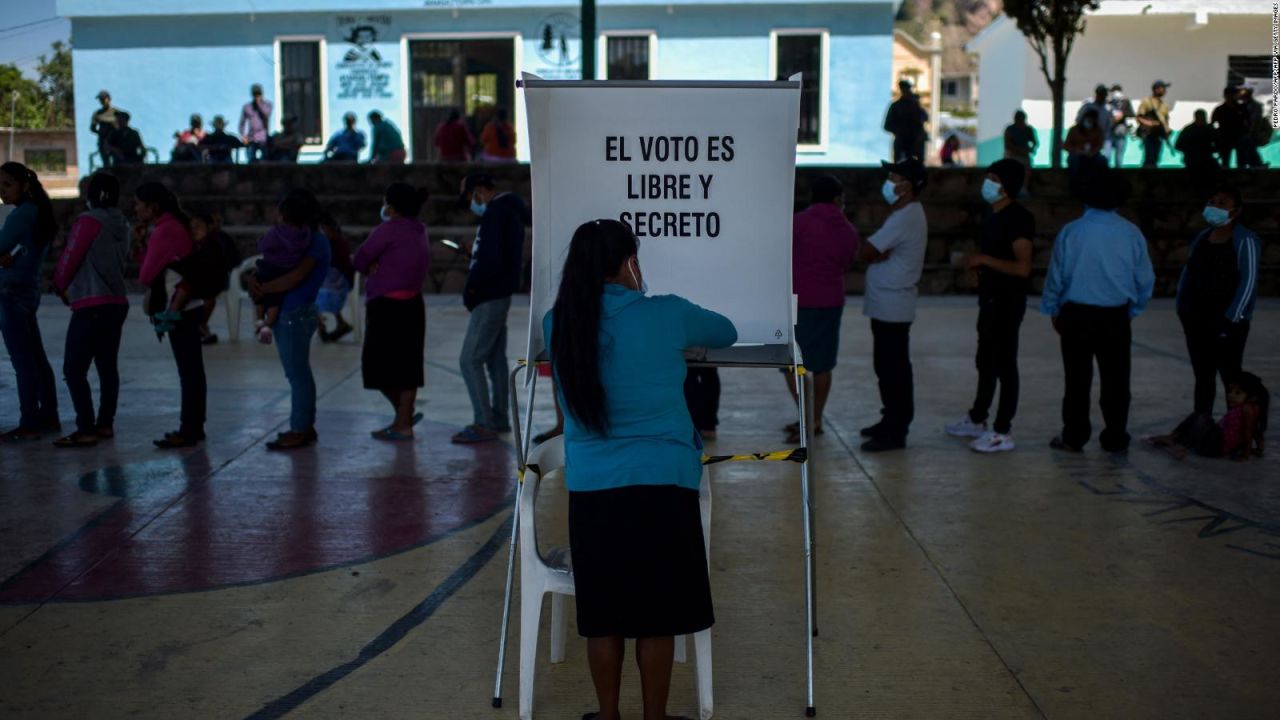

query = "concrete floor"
0;296;1277;720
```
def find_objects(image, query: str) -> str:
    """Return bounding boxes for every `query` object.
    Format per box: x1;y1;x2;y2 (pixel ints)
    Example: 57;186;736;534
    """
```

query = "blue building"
59;0;898;172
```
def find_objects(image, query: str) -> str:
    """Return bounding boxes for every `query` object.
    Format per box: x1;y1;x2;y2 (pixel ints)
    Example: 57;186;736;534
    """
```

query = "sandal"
452;425;497;444
53;432;99;448
372;428;414;442
2;427;44;442
154;434;201;449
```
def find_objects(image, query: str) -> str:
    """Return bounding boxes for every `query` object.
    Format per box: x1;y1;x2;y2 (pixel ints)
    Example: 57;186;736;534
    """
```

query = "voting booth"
492;75;820;719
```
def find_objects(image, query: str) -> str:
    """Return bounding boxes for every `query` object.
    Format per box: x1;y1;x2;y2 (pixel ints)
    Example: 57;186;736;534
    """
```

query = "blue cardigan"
544;284;738;493
1175;224;1260;323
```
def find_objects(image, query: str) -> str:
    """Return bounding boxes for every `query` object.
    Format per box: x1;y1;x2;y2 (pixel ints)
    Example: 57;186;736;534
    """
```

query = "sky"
0;0;72;78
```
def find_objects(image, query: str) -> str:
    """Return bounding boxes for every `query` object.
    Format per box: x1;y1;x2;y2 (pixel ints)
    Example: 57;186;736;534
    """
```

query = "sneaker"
945;415;988;438
256;324;273;345
970;431;1015;453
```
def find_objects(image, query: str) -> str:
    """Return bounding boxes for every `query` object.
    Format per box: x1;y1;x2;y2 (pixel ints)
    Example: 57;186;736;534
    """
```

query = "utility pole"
581;0;596;79
928;30;943;163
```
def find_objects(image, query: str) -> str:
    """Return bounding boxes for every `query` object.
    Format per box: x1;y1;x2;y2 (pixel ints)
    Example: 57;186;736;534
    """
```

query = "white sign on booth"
521;74;802;358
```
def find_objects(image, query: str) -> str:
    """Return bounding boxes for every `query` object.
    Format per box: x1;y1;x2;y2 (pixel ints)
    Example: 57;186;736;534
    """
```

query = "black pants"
871;319;913;441
683;367;721;431
969;299;1025;434
1058;303;1132;450
1142;135;1164;167
64;304;128;434
1180;313;1249;415
168;308;207;437
893;135;925;163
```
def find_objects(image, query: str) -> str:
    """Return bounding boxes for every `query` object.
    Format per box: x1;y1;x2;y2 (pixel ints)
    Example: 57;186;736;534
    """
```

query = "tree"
0;65;47;129
1003;0;1100;168
37;41;73;128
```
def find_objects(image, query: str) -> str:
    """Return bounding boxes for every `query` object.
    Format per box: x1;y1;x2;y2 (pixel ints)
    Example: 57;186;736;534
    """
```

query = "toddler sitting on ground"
1145;372;1268;461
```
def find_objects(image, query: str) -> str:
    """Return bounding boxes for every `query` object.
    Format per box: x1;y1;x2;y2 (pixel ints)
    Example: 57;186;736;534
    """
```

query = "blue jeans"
459;296;511;429
274;304;318;432
0;289;58;430
1110;135;1127;167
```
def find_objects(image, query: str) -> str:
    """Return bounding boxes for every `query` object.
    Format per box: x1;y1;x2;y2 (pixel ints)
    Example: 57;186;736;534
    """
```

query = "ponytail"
134;181;190;231
550;219;639;435
0;161;57;246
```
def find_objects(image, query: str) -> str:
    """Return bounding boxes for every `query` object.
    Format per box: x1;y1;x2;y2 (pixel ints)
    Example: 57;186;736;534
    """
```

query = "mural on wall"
532;12;582;80
335;14;395;100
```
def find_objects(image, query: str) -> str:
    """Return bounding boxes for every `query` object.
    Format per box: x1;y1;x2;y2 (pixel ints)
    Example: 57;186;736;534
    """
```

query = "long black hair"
0;161;56;246
1231;371;1269;434
550;219;638;435
134;181;190;231
279;188;321;228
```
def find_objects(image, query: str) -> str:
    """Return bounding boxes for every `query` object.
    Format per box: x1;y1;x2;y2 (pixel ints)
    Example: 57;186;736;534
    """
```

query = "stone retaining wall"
49;164;1280;296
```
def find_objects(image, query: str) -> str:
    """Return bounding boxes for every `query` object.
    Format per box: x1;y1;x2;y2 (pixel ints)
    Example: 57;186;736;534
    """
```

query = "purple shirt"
352;217;431;300
258;224;312;269
239;98;273;144
792;203;860;308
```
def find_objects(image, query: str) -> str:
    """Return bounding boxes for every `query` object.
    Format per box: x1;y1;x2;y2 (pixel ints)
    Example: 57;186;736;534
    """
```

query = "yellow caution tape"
701;447;808;466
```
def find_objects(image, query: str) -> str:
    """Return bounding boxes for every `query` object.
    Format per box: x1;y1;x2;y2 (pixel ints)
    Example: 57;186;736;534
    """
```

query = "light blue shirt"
544;285;737;493
1040;208;1155;318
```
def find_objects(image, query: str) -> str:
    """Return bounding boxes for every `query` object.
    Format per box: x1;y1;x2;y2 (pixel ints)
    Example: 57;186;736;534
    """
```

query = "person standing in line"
1076;84;1115;157
107;111;146;166
434;110;475;162
1210;85;1247;169
884;80;928;162
134;182;207;448
247;190;331;451
947;159;1034;454
1175;186;1259;418
544;219;736;720
0;162;59;440
480;108;517;163
453;172;530;444
1107;85;1135;167
1041;169;1154;453
1136;80;1172;168
90;90;119;168
324;112;366;163
858;158;928;453
353;184;431;440
238;83;273;163
367;111;407;164
784;174;860;444
51;172;130;448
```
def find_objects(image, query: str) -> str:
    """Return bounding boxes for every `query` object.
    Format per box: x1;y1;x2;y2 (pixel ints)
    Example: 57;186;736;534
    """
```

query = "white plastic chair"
347;271;364;344
225;254;261;342
519;435;714;719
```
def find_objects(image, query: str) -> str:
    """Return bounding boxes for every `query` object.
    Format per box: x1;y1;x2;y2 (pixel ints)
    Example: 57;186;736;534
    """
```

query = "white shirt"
863;201;927;323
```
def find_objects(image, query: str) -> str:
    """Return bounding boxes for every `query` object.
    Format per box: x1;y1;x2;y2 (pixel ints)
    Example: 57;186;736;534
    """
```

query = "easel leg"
796;369;817;717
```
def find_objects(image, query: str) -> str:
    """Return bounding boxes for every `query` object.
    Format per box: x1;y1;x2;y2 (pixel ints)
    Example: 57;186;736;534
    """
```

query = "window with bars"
775;34;823;146
280;40;323;145
606;35;650;80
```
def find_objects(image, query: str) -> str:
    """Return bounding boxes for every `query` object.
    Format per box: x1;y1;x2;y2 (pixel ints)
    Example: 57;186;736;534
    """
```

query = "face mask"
1202;205;1232;228
881;179;900;205
379;205;391;222
628;258;648;295
981;178;1004;205
470;199;487;217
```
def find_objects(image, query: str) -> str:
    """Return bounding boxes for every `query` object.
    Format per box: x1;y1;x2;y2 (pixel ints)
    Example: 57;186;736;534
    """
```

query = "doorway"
409;38;516;162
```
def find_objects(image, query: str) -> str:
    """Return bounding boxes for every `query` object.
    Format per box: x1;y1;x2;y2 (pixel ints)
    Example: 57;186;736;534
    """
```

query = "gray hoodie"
54;207;130;310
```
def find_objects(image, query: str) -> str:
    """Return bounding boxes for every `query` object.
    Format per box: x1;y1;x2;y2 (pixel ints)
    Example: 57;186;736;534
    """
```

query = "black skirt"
569;484;714;639
361;294;425;390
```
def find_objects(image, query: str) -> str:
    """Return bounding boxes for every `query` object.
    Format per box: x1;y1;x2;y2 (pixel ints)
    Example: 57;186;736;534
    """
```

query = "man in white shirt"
858;158;928;452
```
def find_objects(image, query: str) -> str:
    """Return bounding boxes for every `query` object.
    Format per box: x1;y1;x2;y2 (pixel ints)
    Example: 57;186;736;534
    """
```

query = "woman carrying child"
248;189;331;451
353;183;431;440
135;182;207;448
51;172;130;447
